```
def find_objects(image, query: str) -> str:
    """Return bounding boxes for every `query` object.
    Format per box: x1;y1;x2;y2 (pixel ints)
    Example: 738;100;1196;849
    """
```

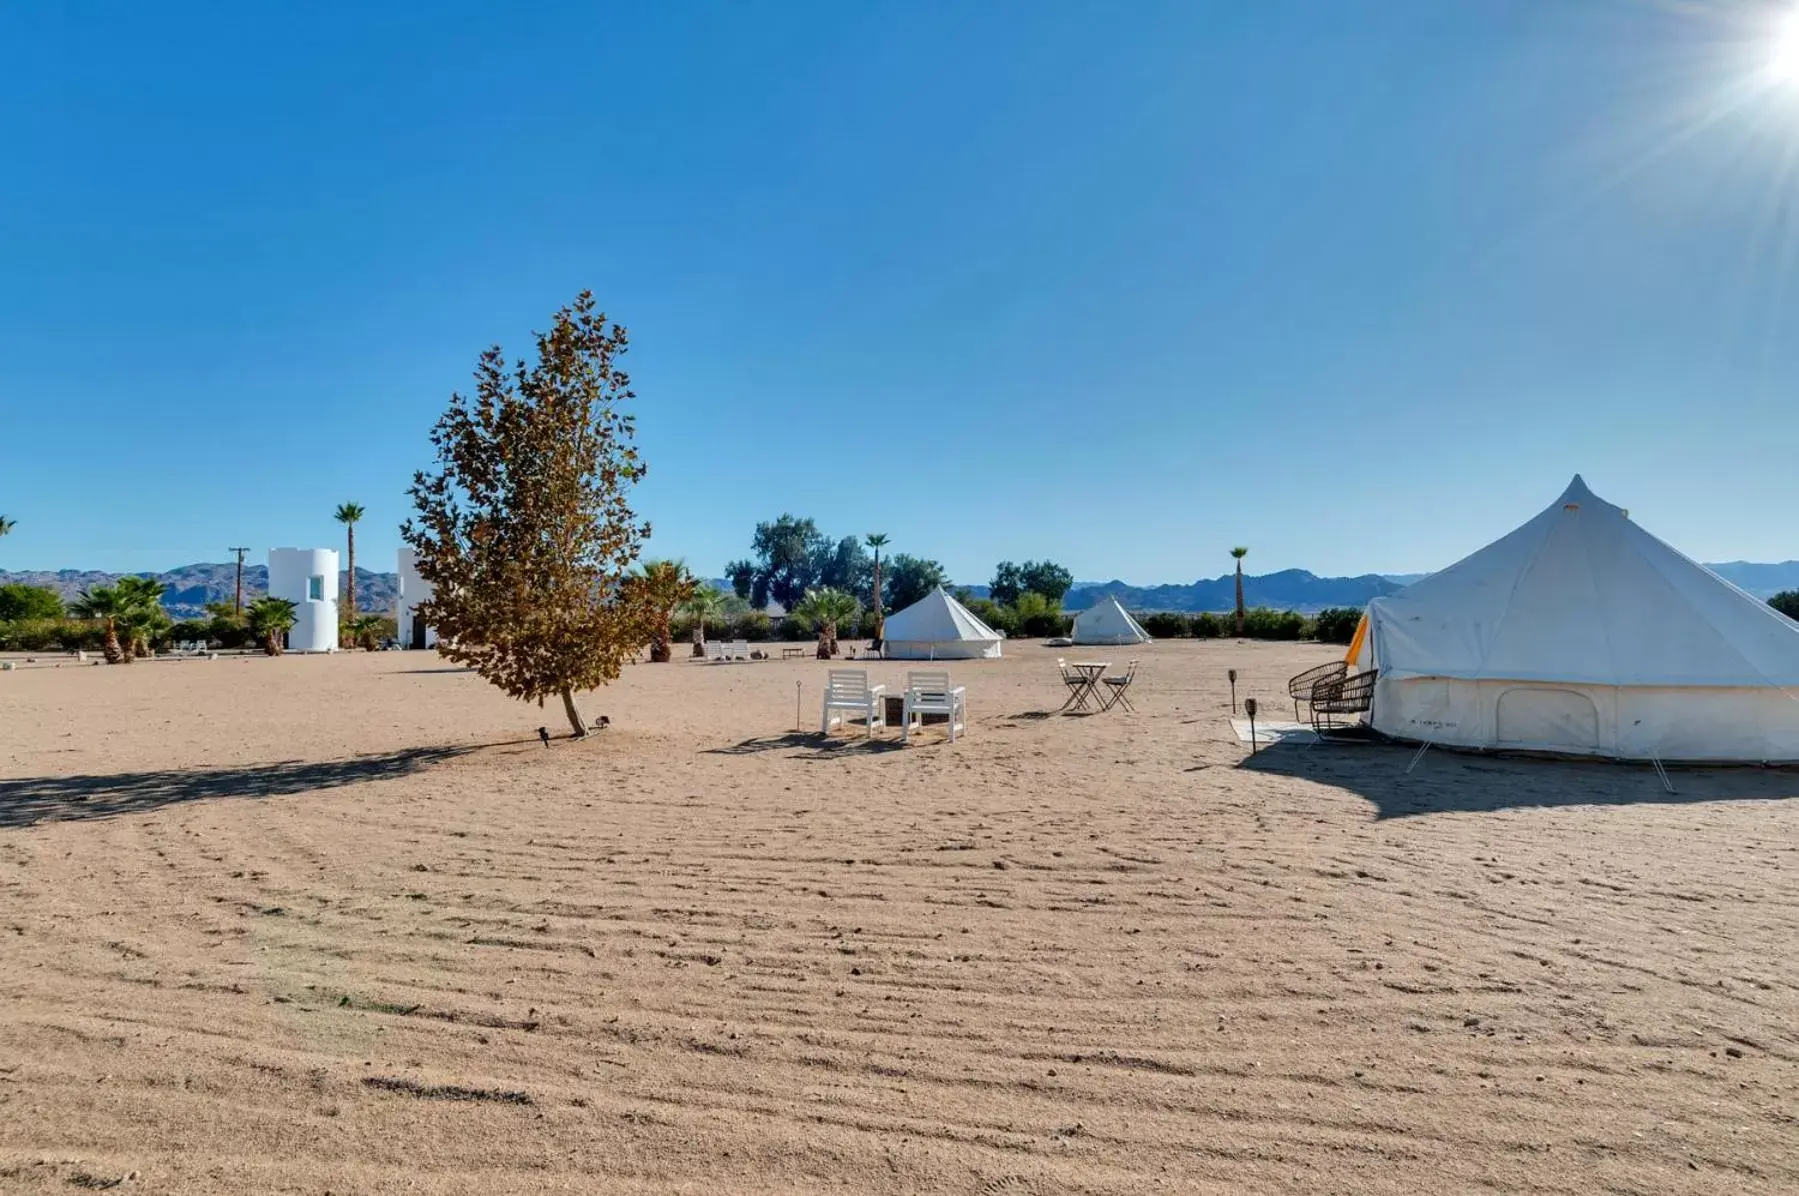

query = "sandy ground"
1;641;1795;1194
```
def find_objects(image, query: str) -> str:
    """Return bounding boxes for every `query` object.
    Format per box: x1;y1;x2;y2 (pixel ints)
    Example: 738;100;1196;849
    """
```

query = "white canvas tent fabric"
1348;476;1799;762
1072;596;1151;645
882;588;1003;660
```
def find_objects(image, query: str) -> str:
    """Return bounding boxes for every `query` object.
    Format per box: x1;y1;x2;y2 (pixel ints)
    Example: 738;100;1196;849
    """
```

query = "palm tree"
71;584;131;664
1230;546;1249;637
334;502;365;637
245;596;299;656
346;613;385;651
631;559;698;663
865;533;889;638
680;584;728;656
793;587;860;659
114;575;170;661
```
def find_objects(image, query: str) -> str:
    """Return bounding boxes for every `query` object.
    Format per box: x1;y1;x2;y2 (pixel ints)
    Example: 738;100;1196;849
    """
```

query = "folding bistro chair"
1057;659;1092;712
1099;660;1139;712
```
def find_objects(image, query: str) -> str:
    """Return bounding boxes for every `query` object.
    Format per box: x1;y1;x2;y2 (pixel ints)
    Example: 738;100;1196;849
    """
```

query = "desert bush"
0;617;108;652
1311;606;1362;644
1189;612;1226;638
962;597;1020;637
1012;592;1071;638
164;619;213;647
0;584;64;622
1241;607;1308;640
1771;591;1799;621
1138;611;1189;639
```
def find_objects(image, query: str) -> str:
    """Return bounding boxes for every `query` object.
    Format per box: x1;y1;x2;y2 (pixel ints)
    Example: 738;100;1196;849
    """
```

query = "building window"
308;575;324;601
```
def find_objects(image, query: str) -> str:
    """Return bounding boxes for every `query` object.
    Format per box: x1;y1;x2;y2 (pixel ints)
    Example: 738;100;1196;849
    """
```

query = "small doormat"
1230;718;1318;746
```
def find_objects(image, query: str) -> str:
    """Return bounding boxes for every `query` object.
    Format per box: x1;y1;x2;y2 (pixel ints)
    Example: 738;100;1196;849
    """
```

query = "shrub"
735;612;773;642
776;615;808;642
165;619;213;647
1138;611;1189;639
0;584;64;622
1772;591;1799;621
1241;607;1308;640
0;617;108;652
962;597;1019;637
1311;606;1362;644
1012;592;1071;638
1189;612;1226;638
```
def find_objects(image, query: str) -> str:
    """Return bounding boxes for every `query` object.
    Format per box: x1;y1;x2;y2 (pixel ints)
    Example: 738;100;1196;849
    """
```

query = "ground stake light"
1243;697;1258;753
1228;668;1238;714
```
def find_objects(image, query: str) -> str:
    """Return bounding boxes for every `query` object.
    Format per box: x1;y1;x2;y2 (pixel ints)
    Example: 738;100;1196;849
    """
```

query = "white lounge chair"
730;639;750;661
702;641;726;663
901;670;966;744
822;669;886;737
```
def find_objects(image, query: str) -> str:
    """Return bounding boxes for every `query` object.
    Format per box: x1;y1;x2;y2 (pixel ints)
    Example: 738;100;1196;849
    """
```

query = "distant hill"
1068;570;1402;614
0;563;400;620
1706;561;1799;599
7;558;1793;620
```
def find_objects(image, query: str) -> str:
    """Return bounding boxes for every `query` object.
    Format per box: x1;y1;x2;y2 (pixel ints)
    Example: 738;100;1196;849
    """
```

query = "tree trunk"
872;560;883;638
561;689;588;738
651;629;671;663
265;632;282;657
691;621;706;657
102;623;122;665
1234;563;1244;638
346;528;356;621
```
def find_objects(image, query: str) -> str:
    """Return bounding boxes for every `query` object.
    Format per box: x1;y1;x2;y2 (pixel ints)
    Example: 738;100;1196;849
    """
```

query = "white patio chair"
703;641;726;663
822;669;886;737
730;639;750;661
901;669;966;744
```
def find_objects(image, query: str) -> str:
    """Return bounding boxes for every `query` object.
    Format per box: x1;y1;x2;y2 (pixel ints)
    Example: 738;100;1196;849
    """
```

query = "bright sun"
1774;17;1799;84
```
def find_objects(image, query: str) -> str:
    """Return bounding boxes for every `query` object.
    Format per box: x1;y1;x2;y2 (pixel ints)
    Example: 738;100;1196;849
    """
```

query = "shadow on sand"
706;732;909;759
1238;740;1799;820
0;745;479;830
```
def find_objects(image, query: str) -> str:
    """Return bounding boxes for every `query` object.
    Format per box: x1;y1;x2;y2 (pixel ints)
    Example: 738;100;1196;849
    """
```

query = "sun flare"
1773;15;1799;85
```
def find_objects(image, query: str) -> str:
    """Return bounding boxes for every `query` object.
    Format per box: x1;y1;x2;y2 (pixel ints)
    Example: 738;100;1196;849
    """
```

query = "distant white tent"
1347;475;1799;762
1072;596;1151;645
882;588;1003;660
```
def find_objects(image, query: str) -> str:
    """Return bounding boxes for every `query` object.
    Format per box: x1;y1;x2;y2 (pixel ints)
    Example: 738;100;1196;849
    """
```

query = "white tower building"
397;548;437;649
267;548;339;653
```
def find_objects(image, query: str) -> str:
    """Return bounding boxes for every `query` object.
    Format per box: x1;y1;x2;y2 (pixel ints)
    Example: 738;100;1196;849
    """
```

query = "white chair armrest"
868;684;886;698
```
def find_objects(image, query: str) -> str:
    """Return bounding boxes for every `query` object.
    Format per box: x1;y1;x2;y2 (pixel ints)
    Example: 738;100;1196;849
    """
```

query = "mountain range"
0;564;400;620
4;559;1795;620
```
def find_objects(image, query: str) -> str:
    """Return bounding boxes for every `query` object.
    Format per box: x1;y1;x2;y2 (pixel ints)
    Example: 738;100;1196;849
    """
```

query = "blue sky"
3;1;1797;583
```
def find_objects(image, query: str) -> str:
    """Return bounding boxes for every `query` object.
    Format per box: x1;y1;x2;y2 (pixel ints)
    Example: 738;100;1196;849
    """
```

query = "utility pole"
229;547;250;615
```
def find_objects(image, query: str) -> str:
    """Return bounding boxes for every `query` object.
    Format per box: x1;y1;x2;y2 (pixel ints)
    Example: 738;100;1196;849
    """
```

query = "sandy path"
1;643;1795;1193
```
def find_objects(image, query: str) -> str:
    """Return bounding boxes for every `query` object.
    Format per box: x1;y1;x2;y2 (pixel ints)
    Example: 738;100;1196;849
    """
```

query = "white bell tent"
1072;595;1151;645
882;587;1003;660
1347;476;1799;762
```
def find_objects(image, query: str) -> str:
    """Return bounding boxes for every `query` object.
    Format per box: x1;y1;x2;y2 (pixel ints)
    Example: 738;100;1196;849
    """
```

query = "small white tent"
1348;475;1799;762
1072;596;1151;645
882;588;1003;660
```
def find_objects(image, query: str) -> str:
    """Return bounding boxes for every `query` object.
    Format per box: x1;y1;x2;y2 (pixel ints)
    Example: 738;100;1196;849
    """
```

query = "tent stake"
1405;740;1432;774
1650;756;1675;794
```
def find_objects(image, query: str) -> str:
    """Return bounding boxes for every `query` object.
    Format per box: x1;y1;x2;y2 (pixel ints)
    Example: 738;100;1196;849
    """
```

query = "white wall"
397;548;437;649
268;547;339;653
